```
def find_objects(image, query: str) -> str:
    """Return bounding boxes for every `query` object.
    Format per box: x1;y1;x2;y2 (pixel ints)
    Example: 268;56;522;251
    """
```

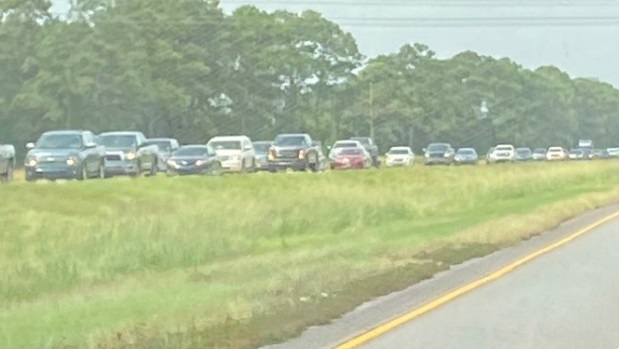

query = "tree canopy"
2;0;619;155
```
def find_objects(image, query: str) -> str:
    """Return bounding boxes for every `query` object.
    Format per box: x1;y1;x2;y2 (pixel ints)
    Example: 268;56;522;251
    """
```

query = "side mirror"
327;145;332;150
244;145;253;151
422;148;427;153
84;143;97;149
26;142;35;150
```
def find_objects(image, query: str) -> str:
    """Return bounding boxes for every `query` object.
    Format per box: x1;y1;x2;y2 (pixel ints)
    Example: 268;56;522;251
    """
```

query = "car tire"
210;162;222;176
77;164;88;181
98;161;106;179
130;161;141;179
148;160;157;177
0;162;13;183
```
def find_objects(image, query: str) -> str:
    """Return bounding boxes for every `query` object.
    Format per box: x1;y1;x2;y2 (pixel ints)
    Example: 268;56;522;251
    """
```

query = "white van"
207;135;256;172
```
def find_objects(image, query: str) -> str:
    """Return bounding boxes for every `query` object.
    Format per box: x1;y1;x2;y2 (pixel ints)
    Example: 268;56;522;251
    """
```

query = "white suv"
488;144;516;163
546;146;568;161
207;135;256;172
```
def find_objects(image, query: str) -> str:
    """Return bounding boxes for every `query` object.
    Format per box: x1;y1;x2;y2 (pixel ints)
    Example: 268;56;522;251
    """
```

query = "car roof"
390;146;411;150
335;140;361;144
179;144;208;148
147;138;176;142
99;131;141;136
457;147;476;151
208;135;248;141
42;130;86;135
516;147;531;150
276;133;308;137
548;146;564;150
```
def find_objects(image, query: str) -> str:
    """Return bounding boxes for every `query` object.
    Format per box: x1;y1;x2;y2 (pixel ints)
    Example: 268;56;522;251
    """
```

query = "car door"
206;144;219;171
135;133;152;169
0;144;7;173
242;139;253;167
81;132;96;174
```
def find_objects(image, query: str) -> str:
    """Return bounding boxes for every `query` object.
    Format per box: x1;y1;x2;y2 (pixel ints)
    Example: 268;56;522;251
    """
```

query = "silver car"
144;138;180;172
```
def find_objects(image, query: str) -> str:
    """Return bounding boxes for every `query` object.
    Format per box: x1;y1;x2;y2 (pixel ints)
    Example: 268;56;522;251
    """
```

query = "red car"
331;148;372;170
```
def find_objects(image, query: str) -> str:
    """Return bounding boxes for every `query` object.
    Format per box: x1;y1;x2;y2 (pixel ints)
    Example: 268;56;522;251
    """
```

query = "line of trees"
2;0;619;157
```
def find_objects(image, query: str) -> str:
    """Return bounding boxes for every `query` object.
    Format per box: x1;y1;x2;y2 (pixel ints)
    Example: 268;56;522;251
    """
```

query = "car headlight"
298;150;305;159
25;158;37;167
167;159;179;168
195;159;205;166
66;156;79;166
125;152;136;160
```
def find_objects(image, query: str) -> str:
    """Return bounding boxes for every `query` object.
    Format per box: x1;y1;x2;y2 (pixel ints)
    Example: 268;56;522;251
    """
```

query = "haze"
50;0;619;87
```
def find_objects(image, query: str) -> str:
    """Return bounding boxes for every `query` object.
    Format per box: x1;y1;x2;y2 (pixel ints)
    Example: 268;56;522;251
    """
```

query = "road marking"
333;210;619;349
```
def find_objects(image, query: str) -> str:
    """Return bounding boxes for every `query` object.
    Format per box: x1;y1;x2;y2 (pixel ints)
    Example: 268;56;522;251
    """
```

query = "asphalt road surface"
355;214;619;349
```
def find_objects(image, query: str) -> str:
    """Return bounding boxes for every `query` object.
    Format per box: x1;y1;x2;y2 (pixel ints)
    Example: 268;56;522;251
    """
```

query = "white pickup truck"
0;143;16;183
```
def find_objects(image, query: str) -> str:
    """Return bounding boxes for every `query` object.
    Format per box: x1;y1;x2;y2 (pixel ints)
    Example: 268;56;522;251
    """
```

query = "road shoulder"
260;203;619;349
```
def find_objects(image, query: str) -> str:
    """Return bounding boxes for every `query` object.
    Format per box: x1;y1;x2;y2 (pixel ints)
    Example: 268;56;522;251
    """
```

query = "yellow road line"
333;210;619;349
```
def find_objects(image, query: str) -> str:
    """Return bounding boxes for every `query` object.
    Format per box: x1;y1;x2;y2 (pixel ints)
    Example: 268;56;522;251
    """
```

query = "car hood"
169;156;207;161
388;154;411;159
28;148;80;158
272;145;304;151
105;147;135;153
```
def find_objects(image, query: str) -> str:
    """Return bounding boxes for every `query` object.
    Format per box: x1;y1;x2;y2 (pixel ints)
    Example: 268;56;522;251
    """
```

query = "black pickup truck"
267;133;326;172
0;142;16;183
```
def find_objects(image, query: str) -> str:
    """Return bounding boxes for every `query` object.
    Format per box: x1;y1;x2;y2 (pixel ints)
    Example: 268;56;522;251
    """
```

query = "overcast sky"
50;0;619;87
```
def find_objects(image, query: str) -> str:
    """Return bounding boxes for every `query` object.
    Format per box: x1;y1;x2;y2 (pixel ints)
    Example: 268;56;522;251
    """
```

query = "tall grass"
1;161;619;349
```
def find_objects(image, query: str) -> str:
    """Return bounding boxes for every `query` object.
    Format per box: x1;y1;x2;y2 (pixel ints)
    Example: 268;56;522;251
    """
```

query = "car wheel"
0;162;13;183
149;160;157;177
98;161;106;179
77;164;88;181
130;161;141;179
210;162;222;176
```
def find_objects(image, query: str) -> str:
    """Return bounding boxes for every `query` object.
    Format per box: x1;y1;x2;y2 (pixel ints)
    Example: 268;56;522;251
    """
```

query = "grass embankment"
2;162;619;349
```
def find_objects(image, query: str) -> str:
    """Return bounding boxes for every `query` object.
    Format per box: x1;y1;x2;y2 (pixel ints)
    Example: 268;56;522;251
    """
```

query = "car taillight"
298;150;305;159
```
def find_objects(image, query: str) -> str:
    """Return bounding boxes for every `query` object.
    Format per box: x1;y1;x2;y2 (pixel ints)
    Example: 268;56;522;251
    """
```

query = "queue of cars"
6;129;619;183
423;142;618;166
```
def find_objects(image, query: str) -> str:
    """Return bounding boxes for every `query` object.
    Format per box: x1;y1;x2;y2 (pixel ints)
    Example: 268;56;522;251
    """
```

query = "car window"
209;140;242;150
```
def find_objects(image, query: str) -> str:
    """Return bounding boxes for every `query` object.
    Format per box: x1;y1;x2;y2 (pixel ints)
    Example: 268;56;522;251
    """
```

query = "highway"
353;212;619;349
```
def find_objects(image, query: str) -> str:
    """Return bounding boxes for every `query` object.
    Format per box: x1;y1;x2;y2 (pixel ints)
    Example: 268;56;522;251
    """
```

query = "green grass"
2;161;619;349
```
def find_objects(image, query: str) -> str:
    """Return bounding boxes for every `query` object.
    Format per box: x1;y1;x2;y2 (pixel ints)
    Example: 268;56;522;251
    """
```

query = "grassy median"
2;161;619;349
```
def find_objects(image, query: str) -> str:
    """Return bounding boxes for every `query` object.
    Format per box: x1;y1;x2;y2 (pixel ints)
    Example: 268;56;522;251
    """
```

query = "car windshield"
351;138;370;146
209;140;241;150
427;144;447;152
339;148;363;155
570;149;583;154
495;146;512;151
517;149;531;155
534;148;546;153
173;147;208;156
457;149;475;155
274;135;307;146
253;143;271;153
548;148;563;152
36;134;83;149
389;149;410;155
99;135;137;148
145;141;172;152
334;142;358;148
